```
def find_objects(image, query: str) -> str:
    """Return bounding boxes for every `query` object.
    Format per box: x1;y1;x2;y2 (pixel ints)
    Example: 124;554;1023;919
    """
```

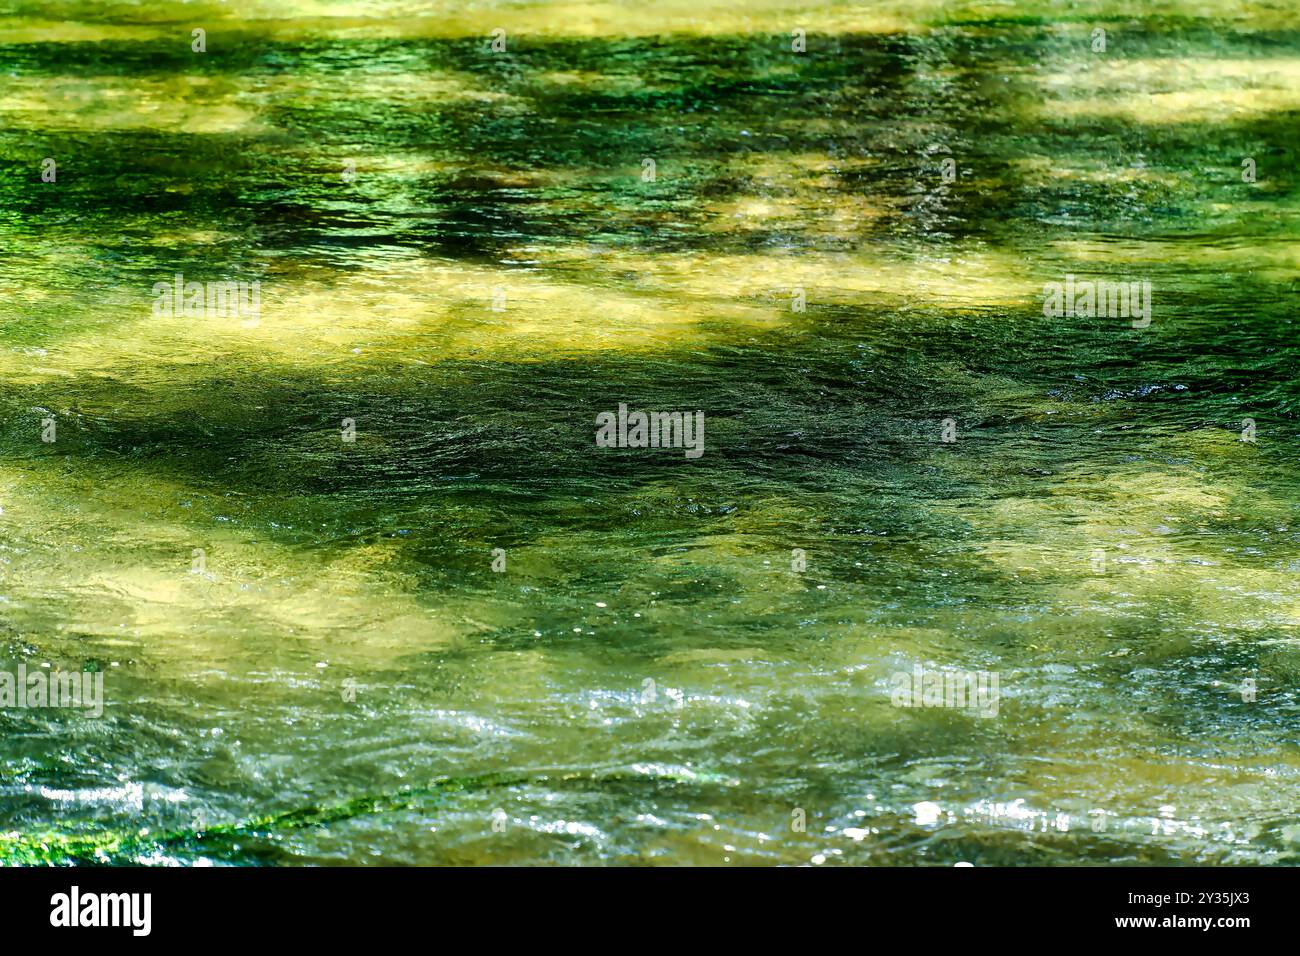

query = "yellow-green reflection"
1;0;1298;867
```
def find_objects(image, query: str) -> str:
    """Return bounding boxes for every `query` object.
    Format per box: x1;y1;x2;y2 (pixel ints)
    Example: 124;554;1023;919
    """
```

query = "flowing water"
1;0;1298;865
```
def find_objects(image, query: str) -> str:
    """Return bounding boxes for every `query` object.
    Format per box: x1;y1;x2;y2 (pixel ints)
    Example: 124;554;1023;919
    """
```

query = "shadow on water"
1;9;1299;864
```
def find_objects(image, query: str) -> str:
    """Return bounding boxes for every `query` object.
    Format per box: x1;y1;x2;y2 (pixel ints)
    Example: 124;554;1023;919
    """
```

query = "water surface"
1;0;1298;865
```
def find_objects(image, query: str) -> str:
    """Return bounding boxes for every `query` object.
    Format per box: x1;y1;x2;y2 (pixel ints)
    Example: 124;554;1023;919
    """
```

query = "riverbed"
1;0;1297;865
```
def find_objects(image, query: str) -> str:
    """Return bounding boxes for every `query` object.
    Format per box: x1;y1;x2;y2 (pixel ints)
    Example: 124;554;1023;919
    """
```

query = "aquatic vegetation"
0;0;1297;866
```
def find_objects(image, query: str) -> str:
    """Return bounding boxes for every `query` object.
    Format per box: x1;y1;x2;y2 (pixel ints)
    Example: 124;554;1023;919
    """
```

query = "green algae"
0;1;1298;866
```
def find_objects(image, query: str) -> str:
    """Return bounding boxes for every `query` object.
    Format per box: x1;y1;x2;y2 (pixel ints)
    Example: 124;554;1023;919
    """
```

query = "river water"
1;0;1298;865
